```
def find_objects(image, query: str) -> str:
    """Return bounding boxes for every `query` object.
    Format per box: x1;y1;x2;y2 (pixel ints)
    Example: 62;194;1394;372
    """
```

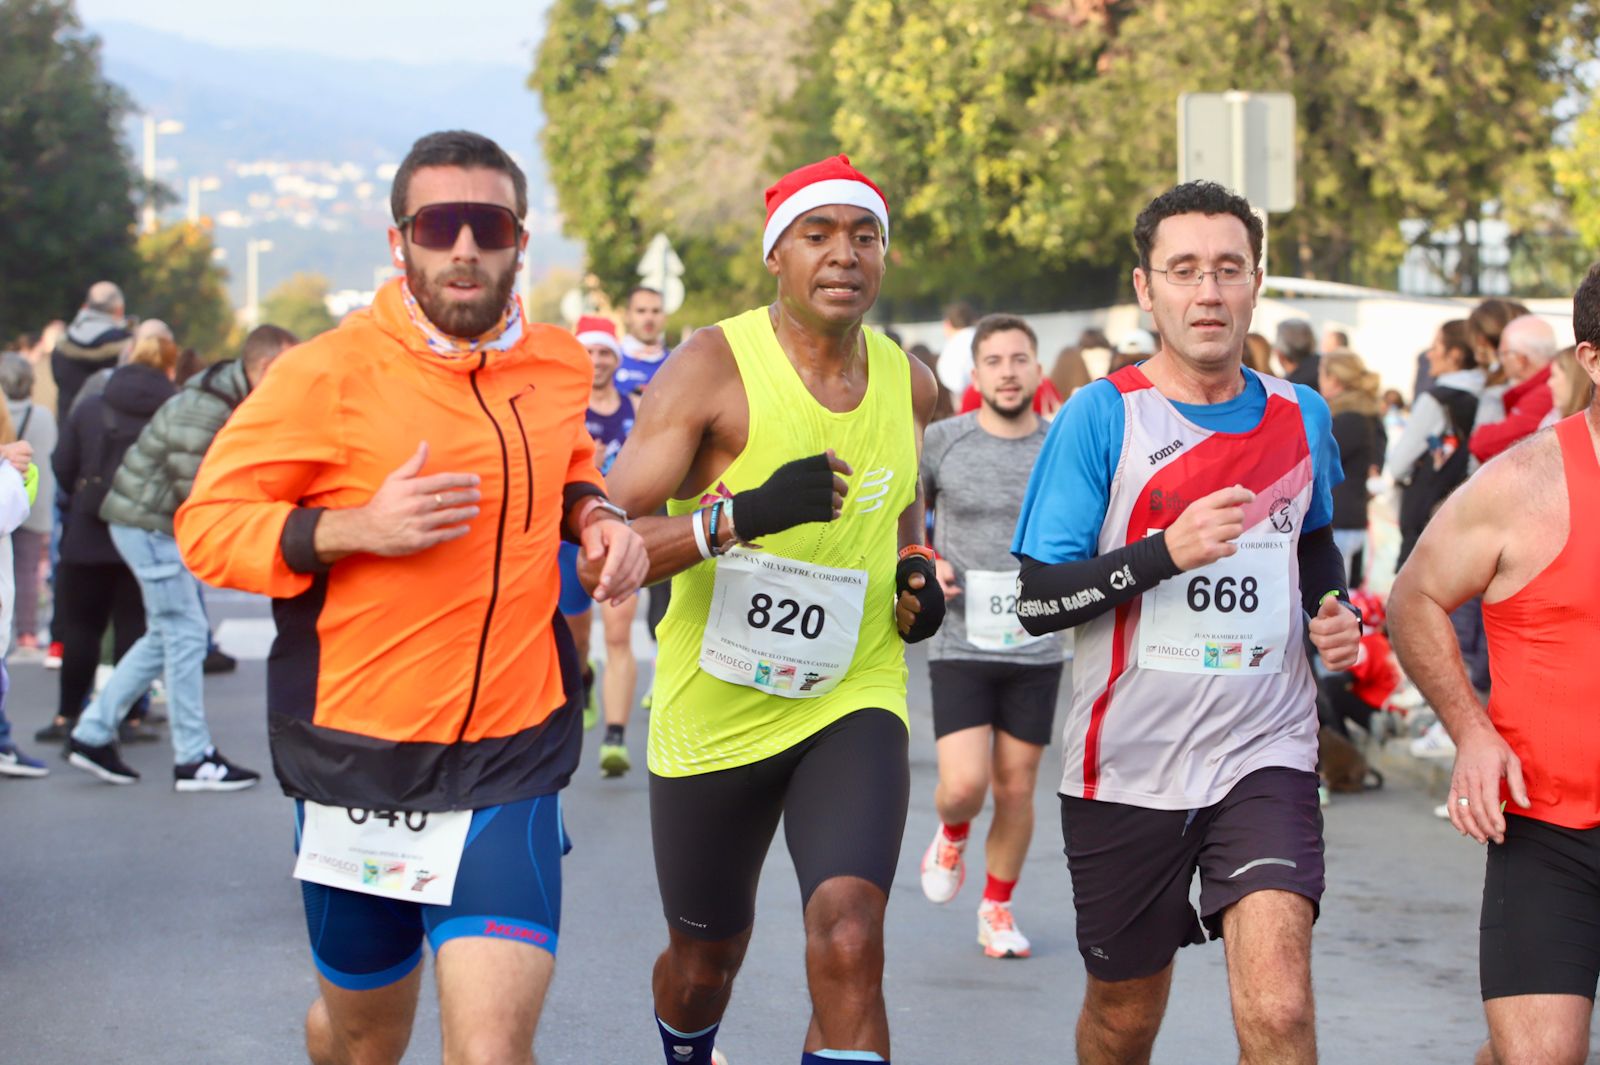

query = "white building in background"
1397;218;1512;297
890;276;1573;401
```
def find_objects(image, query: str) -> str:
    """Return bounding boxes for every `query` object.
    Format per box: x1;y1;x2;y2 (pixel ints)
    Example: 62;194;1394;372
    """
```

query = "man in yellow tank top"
603;155;941;1065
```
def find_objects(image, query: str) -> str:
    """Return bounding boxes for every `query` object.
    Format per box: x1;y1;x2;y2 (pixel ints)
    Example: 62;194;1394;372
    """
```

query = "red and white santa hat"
574;315;621;354
762;154;889;259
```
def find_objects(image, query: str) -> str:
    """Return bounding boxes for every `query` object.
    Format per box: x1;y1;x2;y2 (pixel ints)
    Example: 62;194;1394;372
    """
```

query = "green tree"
831;0;1596;293
538;0;1597;311
0;0;139;338
124;221;234;358
1557;92;1600;253
261;273;338;340
533;0;663;298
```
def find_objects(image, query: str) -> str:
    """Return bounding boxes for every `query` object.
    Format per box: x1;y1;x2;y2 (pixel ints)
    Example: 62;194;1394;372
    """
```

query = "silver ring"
1457;797;1470;806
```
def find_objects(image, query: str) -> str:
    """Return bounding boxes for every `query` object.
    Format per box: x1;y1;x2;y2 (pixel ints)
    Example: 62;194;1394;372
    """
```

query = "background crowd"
1;272;1577;811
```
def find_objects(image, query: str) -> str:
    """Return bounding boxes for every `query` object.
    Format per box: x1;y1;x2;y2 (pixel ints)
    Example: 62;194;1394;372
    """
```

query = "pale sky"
77;0;551;66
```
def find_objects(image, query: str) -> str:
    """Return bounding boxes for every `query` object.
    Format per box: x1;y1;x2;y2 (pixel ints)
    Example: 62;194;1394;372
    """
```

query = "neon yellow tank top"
648;307;918;777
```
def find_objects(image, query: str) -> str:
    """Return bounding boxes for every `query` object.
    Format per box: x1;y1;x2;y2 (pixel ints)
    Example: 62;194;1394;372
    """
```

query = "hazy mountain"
88;20;580;308
94;20;548;168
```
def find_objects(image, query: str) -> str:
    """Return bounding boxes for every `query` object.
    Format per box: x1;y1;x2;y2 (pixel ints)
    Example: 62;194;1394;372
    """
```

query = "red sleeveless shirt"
1482;414;1600;829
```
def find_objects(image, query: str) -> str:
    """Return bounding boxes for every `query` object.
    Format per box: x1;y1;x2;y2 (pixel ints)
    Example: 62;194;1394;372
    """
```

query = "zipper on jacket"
460;353;509;742
508;390;534;534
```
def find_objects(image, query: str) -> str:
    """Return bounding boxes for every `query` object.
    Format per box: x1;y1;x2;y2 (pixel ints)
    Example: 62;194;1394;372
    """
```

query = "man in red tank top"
1389;263;1600;1065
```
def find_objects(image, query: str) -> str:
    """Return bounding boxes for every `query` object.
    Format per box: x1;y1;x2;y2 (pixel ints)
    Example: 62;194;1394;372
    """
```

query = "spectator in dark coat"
1319;351;1387;586
34;323;178;744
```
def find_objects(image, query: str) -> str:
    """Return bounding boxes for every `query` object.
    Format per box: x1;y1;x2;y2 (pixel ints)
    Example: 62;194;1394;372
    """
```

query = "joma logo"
1148;439;1183;465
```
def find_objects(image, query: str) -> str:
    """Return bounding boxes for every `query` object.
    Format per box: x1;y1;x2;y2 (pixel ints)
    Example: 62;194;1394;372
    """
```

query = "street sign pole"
1179;91;1295;278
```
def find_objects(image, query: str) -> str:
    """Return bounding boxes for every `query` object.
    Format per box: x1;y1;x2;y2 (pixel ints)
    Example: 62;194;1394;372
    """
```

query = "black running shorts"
1060;766;1325;982
928;659;1064;746
649;708;910;942
1481;813;1600;1001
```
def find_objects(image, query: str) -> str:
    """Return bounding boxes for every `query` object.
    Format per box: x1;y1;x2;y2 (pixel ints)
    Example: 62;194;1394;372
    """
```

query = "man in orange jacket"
176;130;647;1065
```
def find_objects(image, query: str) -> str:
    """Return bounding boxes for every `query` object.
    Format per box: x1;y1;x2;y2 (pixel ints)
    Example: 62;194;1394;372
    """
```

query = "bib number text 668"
1185;575;1259;614
747;593;825;639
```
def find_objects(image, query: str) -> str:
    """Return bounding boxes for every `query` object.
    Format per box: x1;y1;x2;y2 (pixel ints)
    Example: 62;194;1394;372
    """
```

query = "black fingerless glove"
896;551;945;643
731;453;836;542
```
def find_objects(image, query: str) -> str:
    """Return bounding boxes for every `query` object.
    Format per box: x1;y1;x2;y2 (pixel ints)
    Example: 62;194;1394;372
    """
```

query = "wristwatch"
584;500;631;527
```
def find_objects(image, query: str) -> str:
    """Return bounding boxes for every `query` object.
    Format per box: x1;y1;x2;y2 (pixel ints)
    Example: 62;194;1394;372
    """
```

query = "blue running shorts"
294;793;571;991
557;542;593;618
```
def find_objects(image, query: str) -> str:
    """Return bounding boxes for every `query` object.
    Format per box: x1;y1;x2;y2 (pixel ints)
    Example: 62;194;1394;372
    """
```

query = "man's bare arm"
1389;458;1531;842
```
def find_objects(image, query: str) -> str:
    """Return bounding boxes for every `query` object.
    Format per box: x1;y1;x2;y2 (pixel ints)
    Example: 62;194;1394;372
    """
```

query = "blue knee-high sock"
802;1053;887;1064
656;1016;719;1064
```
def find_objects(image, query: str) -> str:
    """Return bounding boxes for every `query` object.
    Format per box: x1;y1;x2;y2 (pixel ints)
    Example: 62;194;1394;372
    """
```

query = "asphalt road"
3;592;1589;1064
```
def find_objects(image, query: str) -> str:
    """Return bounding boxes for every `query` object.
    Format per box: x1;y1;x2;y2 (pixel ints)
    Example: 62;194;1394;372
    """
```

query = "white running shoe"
1387;681;1428;711
919;824;966;904
1410;721;1456;760
977;899;1031;959
711;1049;729;1065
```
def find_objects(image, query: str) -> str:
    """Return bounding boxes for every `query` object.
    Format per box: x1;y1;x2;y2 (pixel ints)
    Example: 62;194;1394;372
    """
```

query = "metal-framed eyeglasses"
1147;264;1257;287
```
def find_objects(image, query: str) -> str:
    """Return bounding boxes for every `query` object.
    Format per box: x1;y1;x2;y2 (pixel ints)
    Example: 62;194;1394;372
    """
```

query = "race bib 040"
295;802;471;905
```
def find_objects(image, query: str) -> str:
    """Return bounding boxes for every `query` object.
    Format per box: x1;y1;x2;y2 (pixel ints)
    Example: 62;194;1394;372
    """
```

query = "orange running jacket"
176;280;605;811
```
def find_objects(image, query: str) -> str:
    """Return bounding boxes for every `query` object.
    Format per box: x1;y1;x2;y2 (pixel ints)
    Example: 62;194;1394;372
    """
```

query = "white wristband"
691;506;713;561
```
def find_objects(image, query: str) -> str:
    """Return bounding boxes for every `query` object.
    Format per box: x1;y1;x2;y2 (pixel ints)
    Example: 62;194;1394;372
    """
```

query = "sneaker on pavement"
1387;681;1427;711
34;719;71;743
0;743;49;778
65;737;140;785
711;1050;728;1065
202;648;237;674
42;641;63;669
118;720;161;745
174;747;260;792
1410;721;1456;761
977;899;1031;959
920;824;967;904
599;741;631;778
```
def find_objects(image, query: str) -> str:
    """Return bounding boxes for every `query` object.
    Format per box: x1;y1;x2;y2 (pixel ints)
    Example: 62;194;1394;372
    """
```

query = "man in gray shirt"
917;313;1065;960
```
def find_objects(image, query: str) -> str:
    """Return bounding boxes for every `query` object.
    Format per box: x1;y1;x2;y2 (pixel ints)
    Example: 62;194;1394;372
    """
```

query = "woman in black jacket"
34;326;177;743
1318;351;1387;587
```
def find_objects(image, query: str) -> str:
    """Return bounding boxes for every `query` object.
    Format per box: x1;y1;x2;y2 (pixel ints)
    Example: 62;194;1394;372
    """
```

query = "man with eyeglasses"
175;129;648;1065
1011;181;1357;1065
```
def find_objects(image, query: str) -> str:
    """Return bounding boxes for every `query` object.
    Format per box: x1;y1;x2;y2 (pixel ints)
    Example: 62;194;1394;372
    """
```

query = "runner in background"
573;315;641;776
616;286;672;398
918;313;1065;960
616;286;677;655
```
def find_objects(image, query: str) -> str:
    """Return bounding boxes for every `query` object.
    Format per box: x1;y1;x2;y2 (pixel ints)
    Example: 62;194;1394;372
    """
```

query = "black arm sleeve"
1296;524;1349;615
1014;534;1182;636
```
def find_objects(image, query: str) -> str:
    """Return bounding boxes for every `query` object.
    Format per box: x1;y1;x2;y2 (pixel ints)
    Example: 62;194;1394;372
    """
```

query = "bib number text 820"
748;593;825;639
1185;575;1259;614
